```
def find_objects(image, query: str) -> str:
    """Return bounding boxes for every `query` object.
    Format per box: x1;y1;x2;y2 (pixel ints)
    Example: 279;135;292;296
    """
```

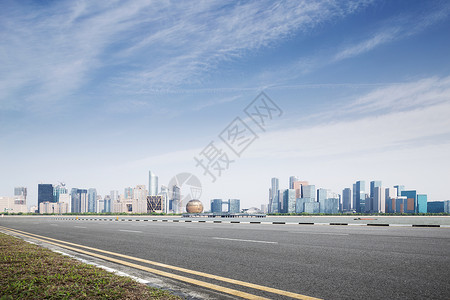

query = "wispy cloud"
247;76;450;161
333;2;450;62
0;0;372;113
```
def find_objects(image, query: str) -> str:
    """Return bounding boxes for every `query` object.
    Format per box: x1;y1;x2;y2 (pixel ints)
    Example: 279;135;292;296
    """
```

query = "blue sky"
1;0;450;209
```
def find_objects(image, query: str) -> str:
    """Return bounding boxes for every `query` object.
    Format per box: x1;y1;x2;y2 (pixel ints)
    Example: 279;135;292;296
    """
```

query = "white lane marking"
119;229;143;233
290;231;349;236
185;226;214;229
74;226;87;228
212;237;278;244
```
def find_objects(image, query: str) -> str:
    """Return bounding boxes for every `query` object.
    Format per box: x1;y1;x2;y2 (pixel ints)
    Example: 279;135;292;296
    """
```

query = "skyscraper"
282;189;296;213
352;183;357;211
88;188;97;213
53;184;68;203
401;190;427;213
317;188;328;202
369;181;382;212
171;185;181;213
124;187;133;199
132;185;148;213
293;181;309;199
302;185;316;200
14;187;27;205
38;184;54;213
228;199;240;213
289;176;298;189
211;199;223;213
148;171;159;196
394;185;405;196
103;195;111;213
372;186;385;213
269;178;279;213
342;188;352;211
110;190;119;201
70;188;87;213
355;181;365;213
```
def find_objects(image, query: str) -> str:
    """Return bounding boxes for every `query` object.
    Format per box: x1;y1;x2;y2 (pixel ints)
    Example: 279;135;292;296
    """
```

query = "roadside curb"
53;217;447;228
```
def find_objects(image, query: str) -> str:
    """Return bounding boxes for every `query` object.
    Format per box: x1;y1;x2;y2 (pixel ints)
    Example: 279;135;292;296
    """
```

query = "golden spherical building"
186;200;204;213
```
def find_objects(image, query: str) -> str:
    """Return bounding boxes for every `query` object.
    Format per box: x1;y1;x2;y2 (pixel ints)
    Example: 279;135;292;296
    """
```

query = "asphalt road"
1;216;449;299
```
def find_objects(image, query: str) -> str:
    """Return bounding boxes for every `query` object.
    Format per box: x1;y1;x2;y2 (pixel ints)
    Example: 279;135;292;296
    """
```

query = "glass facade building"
342;188;352;211
282;189;296;213
269;177;279;213
38;184;54;213
70;188;87;213
148;171;159;196
228;199;240;213
401;190;421;213
211;199;223;213
394;185;405;196
355;181;365;213
304;202;320;214
88;188;97;213
321;198;339;214
295;197;314;213
302;185;316;200
14;186;27;205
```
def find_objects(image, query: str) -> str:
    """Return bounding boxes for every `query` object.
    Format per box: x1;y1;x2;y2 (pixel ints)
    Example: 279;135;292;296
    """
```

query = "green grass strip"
0;233;180;300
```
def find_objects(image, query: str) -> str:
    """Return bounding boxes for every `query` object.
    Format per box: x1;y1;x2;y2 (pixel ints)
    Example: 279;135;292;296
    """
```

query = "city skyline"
0;172;435;212
1;1;450;208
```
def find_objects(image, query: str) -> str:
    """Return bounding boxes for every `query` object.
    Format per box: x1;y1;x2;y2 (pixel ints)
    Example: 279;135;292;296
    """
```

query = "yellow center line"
0;226;321;300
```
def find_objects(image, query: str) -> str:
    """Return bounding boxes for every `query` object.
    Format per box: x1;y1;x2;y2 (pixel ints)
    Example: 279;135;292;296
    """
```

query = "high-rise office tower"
352;183;357;211
159;185;169;214
70;188;87;213
148;171;159;196
58;194;71;213
289;176;299;189
88;188;97;213
124;187;133;199
228;199;240;213
370;181;382;198
211;199;223;213
401;190;427;213
171;185;181;213
103;195;111;213
282;189;296;213
372;186;385;213
53;184;68;203
110;190;119;201
293;181;309;199
369;181;382;212
38;184;54;213
132;185;148;213
342;188;352;211
302;185;316;200
269;178;279;213
317;188;328;202
317;188;328;213
14;187;27;205
355;181;365;213
394;185;405;196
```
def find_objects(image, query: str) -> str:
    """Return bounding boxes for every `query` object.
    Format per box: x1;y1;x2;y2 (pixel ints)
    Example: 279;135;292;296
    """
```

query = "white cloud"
333;3;450;62
0;0;372;112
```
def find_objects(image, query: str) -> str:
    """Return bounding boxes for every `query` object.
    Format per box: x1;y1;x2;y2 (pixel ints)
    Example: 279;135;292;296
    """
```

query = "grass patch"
0;233;180;299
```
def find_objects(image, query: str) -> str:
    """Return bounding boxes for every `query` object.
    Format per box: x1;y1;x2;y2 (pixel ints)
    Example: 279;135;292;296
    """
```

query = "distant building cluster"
0;187;28;213
1;172;448;215
268;176;441;214
1;170;241;215
210;199;241;214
